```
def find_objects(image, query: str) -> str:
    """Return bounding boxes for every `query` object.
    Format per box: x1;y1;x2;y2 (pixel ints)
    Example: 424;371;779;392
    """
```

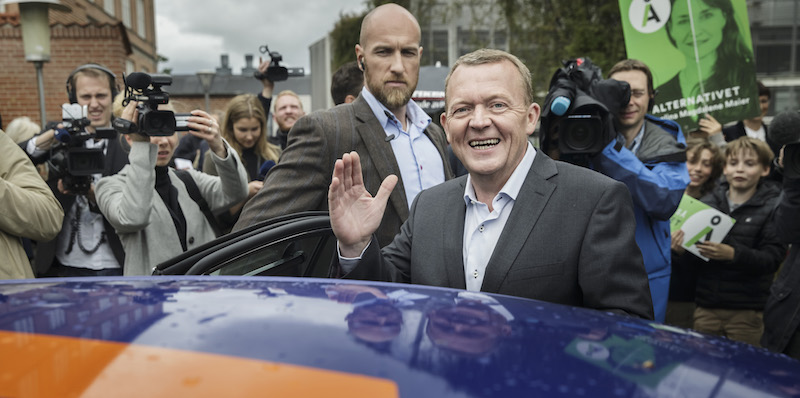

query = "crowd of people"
1;2;798;359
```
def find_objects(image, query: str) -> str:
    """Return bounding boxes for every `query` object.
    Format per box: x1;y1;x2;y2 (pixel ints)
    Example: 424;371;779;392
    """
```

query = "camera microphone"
126;72;153;90
550;96;571;116
768;110;800;147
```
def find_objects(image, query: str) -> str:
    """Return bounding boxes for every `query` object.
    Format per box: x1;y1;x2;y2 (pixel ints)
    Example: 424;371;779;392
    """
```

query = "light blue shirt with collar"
361;87;445;209
627;123;646;156
462;142;536;291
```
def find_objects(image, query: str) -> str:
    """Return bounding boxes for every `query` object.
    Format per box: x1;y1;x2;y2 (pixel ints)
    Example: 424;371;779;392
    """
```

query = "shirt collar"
463;142;537;206
629;122;646;155
360;86;431;134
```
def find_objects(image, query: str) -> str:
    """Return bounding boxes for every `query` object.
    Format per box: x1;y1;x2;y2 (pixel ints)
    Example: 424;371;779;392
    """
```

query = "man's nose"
389;52;404;74
469;106;491;130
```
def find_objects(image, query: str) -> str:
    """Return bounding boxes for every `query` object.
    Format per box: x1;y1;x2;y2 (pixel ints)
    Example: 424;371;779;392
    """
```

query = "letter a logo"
628;0;671;34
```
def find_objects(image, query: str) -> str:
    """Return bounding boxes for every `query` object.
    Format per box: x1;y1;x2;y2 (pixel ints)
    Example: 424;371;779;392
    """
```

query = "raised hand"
328;151;397;257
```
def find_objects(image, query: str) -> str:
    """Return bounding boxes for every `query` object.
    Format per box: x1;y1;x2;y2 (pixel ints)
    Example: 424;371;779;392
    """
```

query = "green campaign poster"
670;194;735;261
618;0;760;132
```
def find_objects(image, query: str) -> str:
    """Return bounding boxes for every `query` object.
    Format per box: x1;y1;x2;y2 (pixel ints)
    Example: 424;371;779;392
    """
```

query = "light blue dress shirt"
462;142;536;291
361;87;445;209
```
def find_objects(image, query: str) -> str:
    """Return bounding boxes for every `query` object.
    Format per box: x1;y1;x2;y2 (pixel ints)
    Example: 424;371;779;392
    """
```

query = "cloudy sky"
155;0;368;75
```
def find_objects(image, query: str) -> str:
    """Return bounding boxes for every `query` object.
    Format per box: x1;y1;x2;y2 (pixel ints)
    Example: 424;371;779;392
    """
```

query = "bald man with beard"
234;3;452;248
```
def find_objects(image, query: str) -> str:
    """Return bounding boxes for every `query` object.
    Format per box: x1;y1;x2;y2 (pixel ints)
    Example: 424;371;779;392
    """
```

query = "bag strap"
173;169;222;237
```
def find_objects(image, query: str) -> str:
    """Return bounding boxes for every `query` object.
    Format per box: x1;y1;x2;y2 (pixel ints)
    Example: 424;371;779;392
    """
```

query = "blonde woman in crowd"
203;94;281;230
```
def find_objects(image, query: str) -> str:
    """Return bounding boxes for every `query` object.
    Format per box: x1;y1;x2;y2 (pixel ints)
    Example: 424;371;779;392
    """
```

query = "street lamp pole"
196;70;215;113
3;0;72;125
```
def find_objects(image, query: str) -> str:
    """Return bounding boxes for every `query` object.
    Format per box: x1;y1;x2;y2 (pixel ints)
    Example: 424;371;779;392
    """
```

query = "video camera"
118;72;189;136
254;44;289;82
46;103;116;195
540;58;630;166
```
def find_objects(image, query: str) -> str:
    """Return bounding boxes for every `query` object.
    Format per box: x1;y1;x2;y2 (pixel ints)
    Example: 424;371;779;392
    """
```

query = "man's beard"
368;78;415;110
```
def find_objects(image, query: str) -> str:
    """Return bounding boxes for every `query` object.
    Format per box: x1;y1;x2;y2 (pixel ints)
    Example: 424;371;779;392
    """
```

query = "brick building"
0;0;157;127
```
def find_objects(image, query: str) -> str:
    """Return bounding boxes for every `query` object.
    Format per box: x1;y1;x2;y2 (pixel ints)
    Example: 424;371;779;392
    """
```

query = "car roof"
1;276;798;397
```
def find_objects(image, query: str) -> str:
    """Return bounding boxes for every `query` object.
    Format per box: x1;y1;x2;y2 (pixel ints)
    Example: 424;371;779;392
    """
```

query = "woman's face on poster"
669;0;726;60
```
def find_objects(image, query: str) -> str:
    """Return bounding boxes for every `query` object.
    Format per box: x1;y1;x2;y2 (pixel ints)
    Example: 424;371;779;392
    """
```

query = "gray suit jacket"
342;152;654;320
233;95;453;247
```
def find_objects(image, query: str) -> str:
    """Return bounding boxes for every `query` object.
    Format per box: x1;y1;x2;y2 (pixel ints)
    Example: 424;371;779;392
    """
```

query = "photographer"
95;101;248;276
593;60;690;323
255;51;305;150
23;64;129;277
543;59;689;322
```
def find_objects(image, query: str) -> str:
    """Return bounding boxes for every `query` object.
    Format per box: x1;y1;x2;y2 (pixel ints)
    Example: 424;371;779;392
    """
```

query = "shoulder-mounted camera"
540;58;631;165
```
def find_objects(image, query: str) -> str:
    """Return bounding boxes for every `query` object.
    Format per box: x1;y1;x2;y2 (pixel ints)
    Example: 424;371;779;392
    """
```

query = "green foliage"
330;11;366;72
327;0;626;102
500;0;626;100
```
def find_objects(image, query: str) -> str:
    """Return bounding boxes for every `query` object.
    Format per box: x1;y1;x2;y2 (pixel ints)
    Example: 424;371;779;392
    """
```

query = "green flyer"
618;0;760;132
670;194;735;261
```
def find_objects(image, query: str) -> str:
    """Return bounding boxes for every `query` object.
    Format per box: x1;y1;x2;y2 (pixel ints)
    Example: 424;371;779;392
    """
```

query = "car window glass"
208;231;335;277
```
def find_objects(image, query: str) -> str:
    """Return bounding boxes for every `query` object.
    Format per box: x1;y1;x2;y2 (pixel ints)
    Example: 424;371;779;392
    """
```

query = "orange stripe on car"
0;331;398;397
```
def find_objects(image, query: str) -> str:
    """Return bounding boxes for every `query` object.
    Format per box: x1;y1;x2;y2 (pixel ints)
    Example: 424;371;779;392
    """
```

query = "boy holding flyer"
689;137;785;346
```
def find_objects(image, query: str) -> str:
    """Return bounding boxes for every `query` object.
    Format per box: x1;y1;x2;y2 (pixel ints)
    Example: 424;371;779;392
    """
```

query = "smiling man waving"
329;49;654;320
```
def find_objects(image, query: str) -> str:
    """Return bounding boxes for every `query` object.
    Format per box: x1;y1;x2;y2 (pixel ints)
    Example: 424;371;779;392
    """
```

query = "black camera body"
540;58;630;165
47;104;116;194
121;72;187;136
254;44;289;82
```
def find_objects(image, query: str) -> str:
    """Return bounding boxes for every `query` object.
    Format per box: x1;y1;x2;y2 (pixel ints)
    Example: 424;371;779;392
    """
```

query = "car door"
154;212;334;277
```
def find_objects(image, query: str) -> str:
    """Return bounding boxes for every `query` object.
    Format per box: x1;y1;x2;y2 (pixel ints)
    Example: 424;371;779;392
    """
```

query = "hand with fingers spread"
328;151;397;257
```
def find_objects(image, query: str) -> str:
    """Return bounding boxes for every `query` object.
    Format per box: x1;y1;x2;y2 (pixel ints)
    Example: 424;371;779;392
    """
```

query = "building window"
104;0;115;16
126;60;135;75
136;0;145;38
121;0;131;28
756;44;792;74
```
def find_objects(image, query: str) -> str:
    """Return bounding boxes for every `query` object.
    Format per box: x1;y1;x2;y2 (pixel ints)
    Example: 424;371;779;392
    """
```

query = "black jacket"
693;181;785;310
31;136;129;274
762;177;800;352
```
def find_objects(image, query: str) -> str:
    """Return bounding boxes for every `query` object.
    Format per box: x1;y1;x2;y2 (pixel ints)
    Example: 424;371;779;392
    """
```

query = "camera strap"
173;169;222;238
65;199;107;255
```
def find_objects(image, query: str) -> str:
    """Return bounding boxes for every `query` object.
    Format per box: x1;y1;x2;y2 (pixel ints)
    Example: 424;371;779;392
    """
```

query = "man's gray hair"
445;49;533;107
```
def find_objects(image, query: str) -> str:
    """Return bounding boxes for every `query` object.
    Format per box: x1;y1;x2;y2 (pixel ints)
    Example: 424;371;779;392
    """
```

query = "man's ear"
440;112;450;143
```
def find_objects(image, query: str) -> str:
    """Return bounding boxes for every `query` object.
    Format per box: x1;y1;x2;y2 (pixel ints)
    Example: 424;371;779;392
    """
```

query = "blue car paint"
0;276;798;397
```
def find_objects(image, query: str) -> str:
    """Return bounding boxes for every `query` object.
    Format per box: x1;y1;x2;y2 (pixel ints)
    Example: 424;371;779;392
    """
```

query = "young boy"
690;137;786;346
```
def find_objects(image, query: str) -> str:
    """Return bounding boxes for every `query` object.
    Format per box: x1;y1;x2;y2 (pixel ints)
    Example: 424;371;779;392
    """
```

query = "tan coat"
0;131;63;279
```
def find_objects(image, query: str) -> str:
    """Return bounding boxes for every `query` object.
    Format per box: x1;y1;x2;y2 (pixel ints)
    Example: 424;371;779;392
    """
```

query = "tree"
329;11;366;71
500;0;626;100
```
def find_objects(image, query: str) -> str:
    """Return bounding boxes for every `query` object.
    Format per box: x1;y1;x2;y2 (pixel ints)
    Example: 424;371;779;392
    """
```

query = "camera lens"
565;120;595;151
560;114;603;153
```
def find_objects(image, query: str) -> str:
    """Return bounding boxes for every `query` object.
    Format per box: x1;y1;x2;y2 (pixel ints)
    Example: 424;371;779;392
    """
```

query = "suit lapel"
353;97;409;221
443;177;468;289
481;152;558;293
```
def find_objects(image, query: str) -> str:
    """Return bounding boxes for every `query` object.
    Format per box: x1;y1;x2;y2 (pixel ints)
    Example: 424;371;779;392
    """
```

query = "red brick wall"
0;24;129;127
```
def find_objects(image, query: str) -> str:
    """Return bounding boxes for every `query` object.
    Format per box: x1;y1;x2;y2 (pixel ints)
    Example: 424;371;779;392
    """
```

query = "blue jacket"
591;115;690;321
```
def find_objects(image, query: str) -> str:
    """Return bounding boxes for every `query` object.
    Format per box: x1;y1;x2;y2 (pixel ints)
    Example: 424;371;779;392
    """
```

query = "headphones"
359;57;365;71
647;89;658;112
65;63;119;103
